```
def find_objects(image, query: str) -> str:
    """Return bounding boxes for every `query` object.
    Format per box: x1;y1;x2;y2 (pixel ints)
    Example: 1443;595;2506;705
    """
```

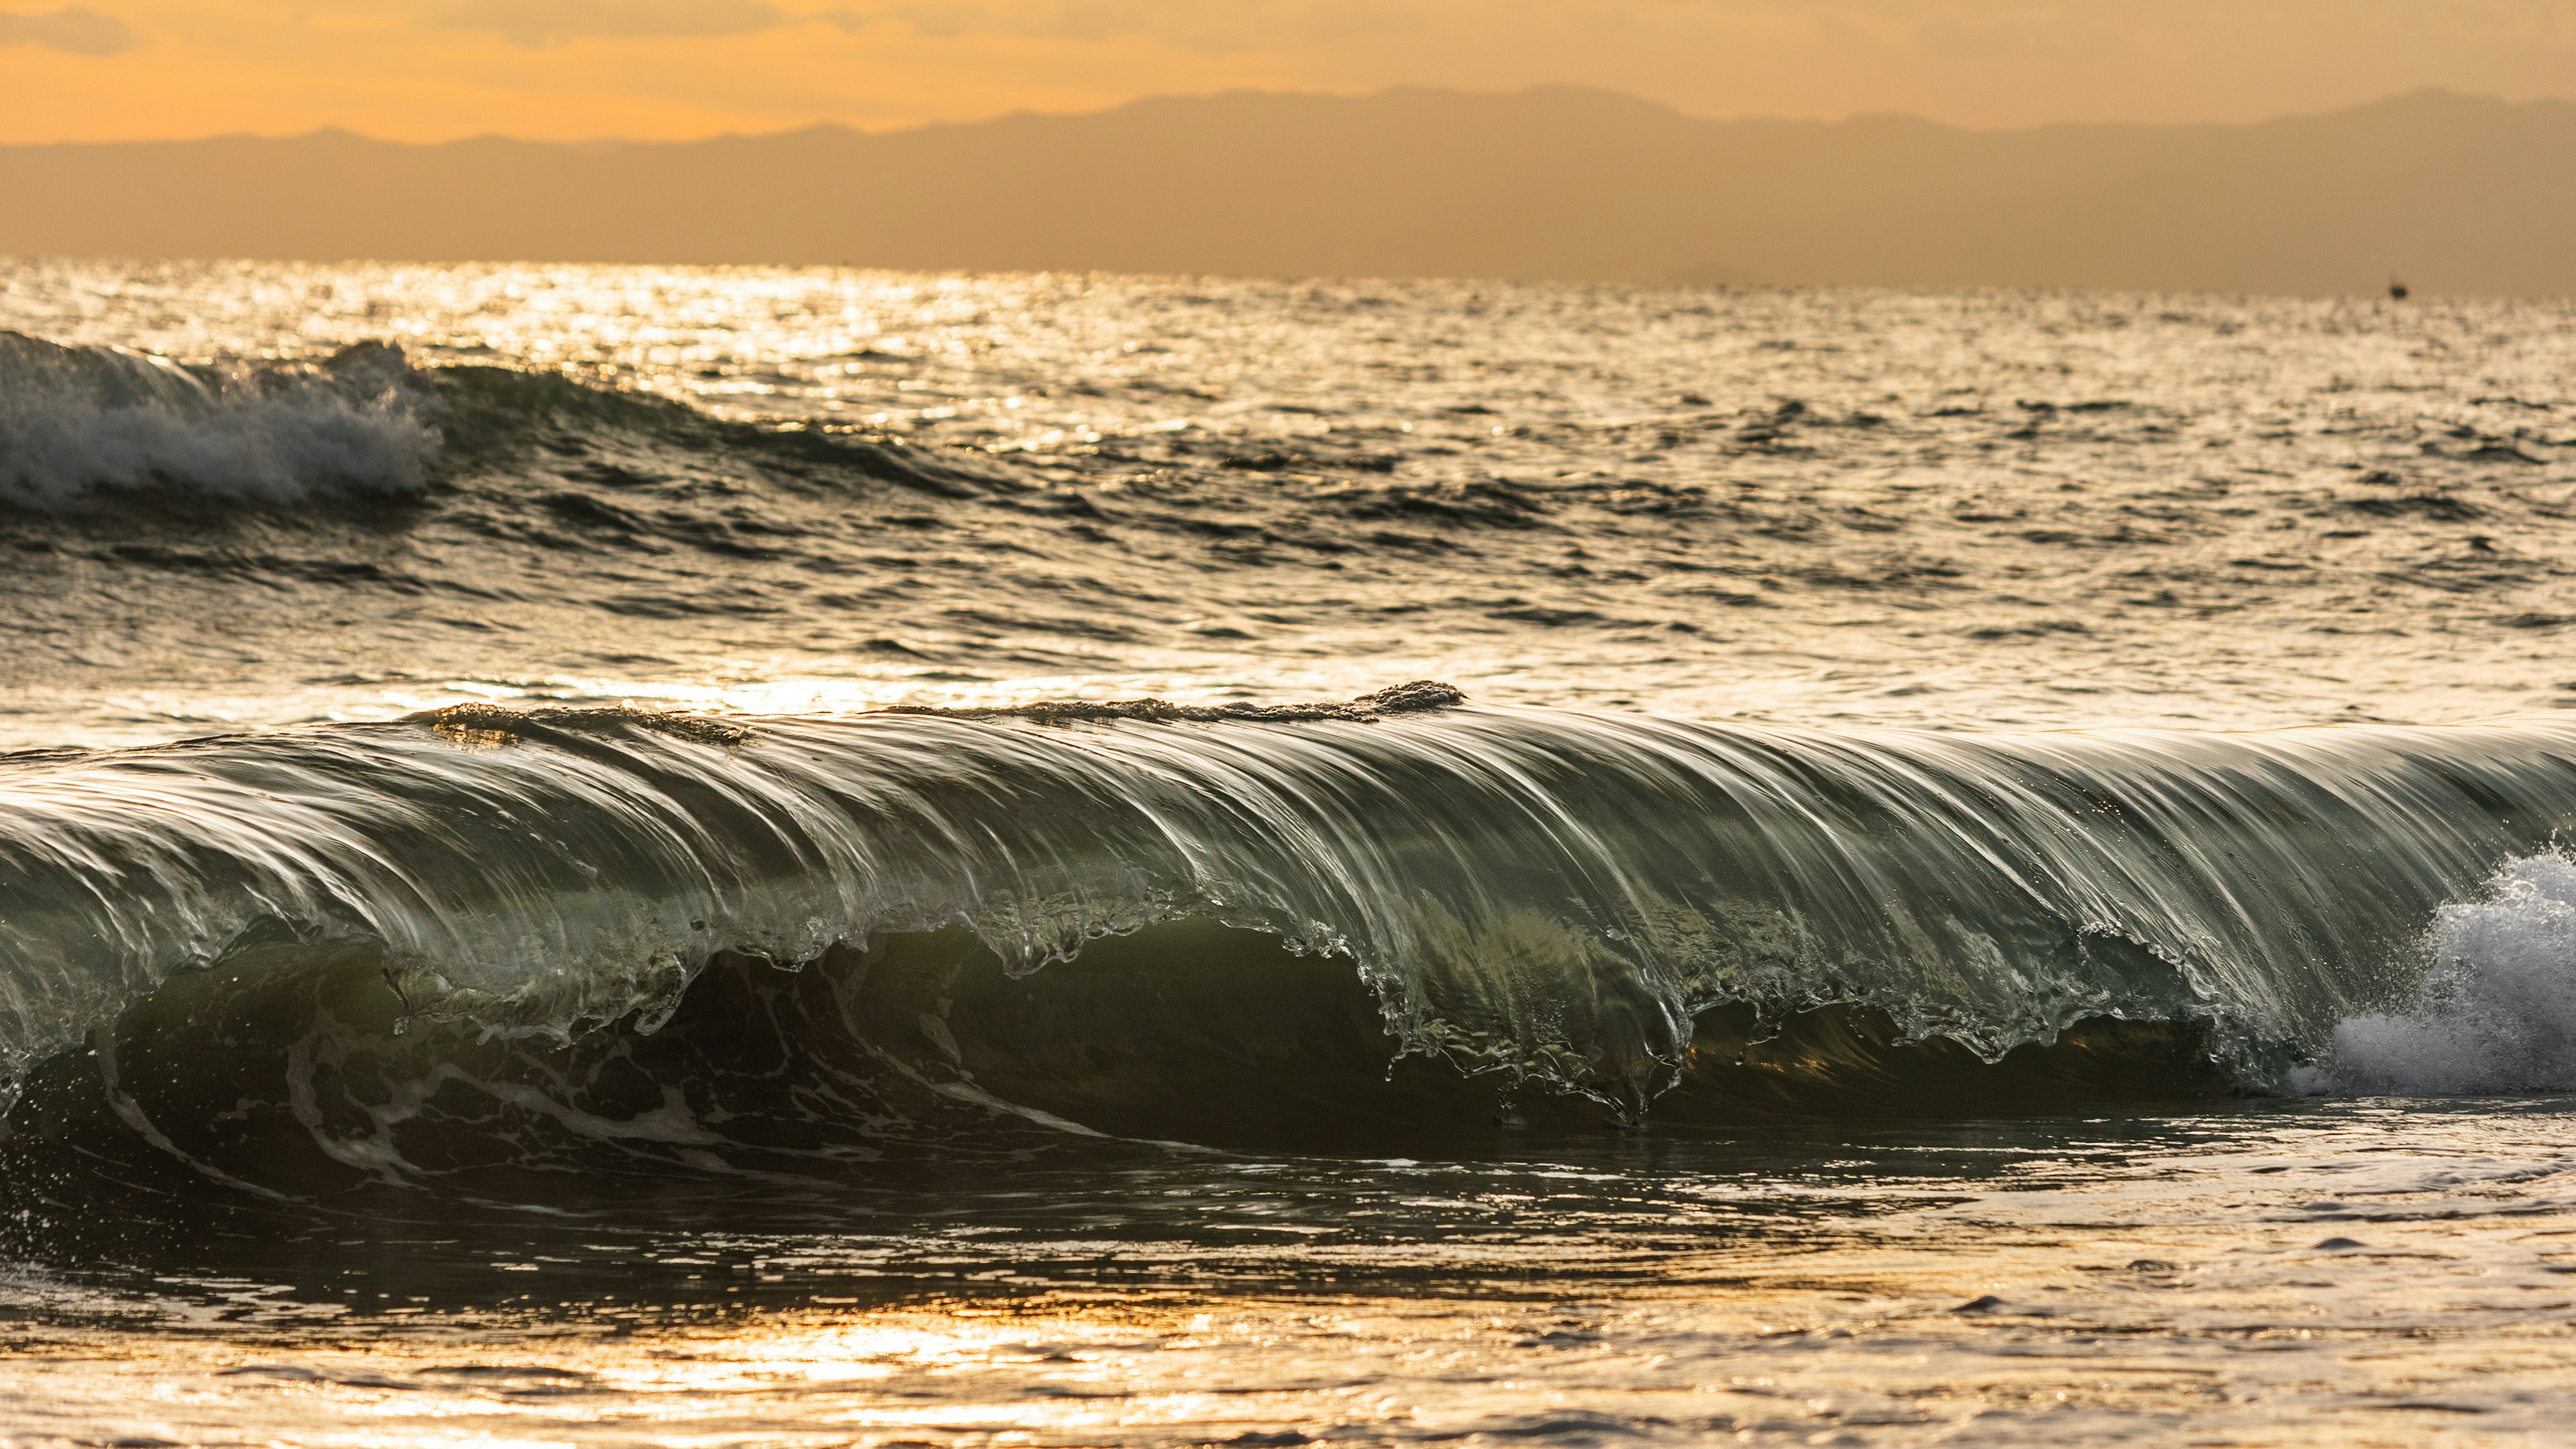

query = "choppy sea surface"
6;262;2576;1446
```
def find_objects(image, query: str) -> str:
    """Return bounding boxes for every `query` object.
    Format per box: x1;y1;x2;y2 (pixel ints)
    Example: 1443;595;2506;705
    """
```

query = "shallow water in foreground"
9;1102;2576;1446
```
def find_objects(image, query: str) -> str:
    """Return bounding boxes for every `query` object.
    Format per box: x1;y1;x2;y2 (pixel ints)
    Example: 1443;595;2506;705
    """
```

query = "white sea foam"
2295;853;2576;1095
0;333;439;508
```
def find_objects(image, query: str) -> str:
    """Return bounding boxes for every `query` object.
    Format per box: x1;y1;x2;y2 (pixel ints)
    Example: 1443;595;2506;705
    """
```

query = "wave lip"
0;332;441;508
8;699;2576;1128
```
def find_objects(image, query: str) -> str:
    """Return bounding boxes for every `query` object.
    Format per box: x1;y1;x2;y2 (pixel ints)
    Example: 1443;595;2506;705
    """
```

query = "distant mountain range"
5;87;2571;297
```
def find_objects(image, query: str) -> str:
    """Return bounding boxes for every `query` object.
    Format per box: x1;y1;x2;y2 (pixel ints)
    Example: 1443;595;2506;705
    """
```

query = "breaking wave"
0;332;441;508
6;696;2576;1205
2295;853;2576;1095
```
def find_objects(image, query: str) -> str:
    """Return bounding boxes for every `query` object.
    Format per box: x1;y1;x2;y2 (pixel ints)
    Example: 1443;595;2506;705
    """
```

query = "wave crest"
9;700;2576;1133
0;332;441;508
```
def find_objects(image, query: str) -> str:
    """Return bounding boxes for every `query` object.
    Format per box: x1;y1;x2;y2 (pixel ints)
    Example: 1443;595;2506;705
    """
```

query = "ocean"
4;262;2576;1445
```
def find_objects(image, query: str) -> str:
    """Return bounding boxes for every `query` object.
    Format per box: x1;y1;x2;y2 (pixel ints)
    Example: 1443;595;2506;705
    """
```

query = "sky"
2;0;2574;145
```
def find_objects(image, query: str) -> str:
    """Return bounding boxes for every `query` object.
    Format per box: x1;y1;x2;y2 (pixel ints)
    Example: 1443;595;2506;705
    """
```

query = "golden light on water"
16;260;2576;757
5;1114;2573;1445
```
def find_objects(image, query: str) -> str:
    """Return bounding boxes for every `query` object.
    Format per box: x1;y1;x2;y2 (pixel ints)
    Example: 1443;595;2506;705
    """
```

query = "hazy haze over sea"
6;262;2576;1447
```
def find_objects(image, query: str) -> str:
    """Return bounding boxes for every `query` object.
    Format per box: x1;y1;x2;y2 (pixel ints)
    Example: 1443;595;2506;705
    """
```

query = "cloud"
1915;9;2125;58
817;1;1422;55
0;5;141;54
429;0;784;45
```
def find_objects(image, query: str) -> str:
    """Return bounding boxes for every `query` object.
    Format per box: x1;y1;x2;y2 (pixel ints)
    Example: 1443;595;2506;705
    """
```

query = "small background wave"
0;332;439;508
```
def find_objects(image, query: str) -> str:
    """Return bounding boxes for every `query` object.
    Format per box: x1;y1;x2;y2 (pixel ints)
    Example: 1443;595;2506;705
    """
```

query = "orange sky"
4;0;2575;144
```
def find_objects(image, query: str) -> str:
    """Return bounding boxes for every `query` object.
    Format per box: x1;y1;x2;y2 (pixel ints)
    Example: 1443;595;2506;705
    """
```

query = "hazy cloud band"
0;5;140;54
429;0;781;44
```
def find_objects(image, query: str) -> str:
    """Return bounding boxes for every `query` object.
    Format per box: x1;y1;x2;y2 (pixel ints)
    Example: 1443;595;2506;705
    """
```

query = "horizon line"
3;82;2557;153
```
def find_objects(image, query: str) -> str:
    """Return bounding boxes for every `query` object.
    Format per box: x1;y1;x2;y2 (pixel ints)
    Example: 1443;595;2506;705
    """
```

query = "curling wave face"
7;698;2576;1203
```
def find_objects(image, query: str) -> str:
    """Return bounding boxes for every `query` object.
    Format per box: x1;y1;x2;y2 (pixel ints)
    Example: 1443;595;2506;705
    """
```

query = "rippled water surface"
7;262;2576;1446
10;1106;2576;1446
4;263;2575;744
